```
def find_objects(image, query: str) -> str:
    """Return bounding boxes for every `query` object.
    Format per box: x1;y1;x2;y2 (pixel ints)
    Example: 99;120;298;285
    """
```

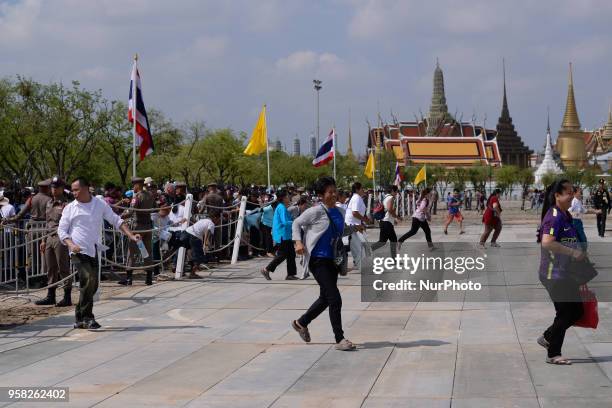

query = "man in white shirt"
0;196;16;222
345;183;369;270
569;186;601;249
58;178;141;330
185;215;218;277
372;186;402;257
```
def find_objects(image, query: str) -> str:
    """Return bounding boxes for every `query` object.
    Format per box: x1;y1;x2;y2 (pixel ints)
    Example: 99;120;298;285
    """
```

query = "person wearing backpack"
398;187;434;249
371;185;402;257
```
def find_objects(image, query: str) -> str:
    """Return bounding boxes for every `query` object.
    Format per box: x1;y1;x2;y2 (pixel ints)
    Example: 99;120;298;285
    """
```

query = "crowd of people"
1;175;611;357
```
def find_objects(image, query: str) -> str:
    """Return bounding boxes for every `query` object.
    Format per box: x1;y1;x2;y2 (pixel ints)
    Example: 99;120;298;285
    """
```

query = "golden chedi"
555;63;587;168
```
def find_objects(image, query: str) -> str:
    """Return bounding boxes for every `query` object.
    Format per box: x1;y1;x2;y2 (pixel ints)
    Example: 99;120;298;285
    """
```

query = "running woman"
398;187;434;249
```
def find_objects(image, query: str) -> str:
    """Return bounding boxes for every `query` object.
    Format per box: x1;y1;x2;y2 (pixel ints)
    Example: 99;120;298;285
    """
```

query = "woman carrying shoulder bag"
537;179;585;365
291;176;364;351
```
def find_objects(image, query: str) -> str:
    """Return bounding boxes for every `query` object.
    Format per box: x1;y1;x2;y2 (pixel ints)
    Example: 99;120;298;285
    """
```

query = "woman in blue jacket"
261;190;297;280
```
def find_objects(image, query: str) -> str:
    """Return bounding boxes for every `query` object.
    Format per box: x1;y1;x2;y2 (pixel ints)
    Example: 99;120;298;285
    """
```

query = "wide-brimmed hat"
0;197;10;206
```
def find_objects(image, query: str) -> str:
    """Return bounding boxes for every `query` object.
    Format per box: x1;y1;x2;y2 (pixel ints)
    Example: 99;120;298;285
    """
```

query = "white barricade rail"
0;194;250;298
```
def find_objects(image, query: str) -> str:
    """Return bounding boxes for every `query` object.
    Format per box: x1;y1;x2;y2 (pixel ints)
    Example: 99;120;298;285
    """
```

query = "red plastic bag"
574;285;598;329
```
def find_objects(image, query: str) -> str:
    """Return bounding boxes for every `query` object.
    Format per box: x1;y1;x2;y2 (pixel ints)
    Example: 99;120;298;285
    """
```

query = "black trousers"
266;239;296;276
398;217;433;245
298;257;344;343
596;212;607;236
260;225;274;253
71;254;98;322
542;279;583;358
249;226;265;255
371;221;397;257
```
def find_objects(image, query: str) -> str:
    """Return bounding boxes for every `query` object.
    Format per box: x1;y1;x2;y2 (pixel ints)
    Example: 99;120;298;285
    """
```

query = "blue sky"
1;0;612;155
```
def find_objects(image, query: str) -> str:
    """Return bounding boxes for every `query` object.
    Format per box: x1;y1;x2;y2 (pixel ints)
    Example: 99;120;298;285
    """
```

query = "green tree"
468;164;489;192
494;165;520;196
517;168;534;210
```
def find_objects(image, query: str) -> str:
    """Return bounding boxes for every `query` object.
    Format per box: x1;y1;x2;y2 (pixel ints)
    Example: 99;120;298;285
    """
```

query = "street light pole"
313;79;322;148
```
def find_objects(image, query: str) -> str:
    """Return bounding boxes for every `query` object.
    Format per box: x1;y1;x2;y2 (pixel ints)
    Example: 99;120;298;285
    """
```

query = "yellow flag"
244;105;267;155
414;165;426;185
364;152;375;179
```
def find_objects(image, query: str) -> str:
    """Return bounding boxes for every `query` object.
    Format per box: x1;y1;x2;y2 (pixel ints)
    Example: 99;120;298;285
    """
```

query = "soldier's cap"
599;178;606;184
37;179;52;187
297;187;305;192
131;177;145;185
0;196;9;206
144;177;154;185
175;181;187;188
50;177;65;188
207;182;217;188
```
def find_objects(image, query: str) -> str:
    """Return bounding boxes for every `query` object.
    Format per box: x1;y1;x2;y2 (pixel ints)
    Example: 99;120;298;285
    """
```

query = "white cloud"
275;51;348;80
0;0;41;46
79;66;110;81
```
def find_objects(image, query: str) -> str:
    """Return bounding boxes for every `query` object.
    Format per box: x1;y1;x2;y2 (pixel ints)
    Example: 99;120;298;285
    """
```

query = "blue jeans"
572;219;587;250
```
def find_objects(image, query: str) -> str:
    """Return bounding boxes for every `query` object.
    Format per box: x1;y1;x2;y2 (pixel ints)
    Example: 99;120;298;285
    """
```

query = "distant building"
371;61;503;168
274;140;282;152
293;137;301;156
309;135;317;157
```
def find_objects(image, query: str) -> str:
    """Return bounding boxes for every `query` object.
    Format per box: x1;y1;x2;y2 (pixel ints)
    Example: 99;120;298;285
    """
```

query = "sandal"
336;338;357;351
292;320;311;343
537;335;549;349
546;355;572;365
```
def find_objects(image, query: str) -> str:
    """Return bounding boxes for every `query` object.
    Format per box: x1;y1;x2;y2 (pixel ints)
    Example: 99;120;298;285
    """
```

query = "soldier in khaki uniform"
119;177;156;286
593;178;611;237
35;177;72;306
12;179;52;222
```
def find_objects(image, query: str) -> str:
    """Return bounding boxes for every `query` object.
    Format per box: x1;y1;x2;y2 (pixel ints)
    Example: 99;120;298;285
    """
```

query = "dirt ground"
0;272;175;328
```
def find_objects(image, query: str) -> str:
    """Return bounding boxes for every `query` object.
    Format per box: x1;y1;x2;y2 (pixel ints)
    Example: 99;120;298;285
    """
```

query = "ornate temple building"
586;108;612;158
534;115;563;186
555;63;588;168
494;64;532;167
369;61;531;168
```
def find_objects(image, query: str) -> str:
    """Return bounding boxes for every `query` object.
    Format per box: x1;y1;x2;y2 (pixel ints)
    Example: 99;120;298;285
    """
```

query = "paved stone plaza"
1;222;611;408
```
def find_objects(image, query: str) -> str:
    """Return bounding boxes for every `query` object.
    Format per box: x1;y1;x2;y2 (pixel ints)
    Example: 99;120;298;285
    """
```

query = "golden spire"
604;105;612;139
561;62;581;130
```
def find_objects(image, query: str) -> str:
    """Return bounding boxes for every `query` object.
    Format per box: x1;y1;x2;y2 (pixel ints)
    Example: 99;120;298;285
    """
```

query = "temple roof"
561;62;581;130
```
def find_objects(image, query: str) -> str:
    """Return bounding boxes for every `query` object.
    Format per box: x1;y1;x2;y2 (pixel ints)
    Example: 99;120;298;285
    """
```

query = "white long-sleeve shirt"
58;196;124;257
569;197;586;220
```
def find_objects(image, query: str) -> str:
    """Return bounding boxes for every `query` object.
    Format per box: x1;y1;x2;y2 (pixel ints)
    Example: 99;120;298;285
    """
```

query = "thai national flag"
128;61;153;160
312;128;335;167
394;162;403;186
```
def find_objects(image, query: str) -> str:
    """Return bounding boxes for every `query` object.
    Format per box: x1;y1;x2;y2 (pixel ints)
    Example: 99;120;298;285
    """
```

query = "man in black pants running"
371;186;402;257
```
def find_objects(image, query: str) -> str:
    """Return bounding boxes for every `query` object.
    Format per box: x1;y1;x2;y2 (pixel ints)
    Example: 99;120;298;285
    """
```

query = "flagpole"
371;148;376;194
265;104;271;190
132;53;138;178
332;127;337;180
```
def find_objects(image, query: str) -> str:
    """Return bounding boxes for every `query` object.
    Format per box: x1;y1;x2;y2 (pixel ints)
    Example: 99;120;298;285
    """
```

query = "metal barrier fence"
0;220;48;289
0;194;251;290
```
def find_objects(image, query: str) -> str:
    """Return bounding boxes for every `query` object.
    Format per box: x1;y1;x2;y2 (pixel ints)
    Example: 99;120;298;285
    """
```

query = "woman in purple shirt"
537;179;585;365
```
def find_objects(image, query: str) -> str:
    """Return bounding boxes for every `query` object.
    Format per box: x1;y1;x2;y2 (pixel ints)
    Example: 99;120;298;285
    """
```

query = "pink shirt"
412;198;430;221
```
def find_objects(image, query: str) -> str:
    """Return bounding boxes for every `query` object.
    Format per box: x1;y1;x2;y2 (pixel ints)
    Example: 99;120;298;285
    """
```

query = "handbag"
321;205;346;270
574;285;598;329
566;257;598;285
